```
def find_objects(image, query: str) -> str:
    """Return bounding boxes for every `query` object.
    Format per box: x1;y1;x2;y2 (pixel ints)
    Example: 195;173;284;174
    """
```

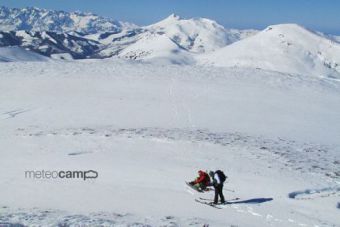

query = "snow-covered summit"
146;14;253;53
199;23;340;78
0;6;136;34
159;13;182;22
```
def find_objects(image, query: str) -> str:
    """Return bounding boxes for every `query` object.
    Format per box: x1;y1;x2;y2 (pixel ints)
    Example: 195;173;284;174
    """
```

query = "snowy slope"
88;29;145;58
118;32;195;64
0;60;339;226
0;6;136;34
199;24;340;78
0;46;48;62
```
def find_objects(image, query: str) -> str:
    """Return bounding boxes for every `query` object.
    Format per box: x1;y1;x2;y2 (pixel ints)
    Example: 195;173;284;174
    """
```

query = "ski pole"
224;188;235;192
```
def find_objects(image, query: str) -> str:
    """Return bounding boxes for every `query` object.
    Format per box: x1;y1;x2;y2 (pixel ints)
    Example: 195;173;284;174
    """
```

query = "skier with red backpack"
188;170;211;191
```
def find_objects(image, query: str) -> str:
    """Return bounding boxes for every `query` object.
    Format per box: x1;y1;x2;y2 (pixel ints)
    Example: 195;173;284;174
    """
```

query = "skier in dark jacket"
209;170;226;204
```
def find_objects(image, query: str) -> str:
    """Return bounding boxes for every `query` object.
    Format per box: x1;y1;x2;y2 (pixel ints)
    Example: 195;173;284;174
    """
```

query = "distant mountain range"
0;6;339;78
0;6;136;34
0;6;256;59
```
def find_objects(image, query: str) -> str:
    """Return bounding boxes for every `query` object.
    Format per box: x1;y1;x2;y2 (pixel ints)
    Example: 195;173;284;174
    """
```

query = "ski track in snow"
288;187;340;200
1;108;32;119
15;126;340;184
189;189;314;227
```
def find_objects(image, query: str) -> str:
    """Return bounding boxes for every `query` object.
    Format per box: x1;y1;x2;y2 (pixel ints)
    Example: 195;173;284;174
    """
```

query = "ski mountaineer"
209;170;227;204
189;170;211;191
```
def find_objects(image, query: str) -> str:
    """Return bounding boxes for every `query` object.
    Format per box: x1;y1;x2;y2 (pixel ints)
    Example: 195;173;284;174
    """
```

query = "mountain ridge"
198;23;340;78
0;6;339;79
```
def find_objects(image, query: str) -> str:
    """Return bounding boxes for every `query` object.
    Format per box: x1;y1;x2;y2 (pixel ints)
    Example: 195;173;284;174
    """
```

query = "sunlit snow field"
0;60;339;226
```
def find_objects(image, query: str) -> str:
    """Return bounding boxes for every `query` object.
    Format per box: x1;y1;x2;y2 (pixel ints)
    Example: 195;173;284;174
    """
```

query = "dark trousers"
214;184;225;204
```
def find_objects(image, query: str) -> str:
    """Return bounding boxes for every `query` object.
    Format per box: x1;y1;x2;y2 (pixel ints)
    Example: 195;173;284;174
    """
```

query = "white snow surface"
0;46;48;62
199;24;340;79
0;60;339;227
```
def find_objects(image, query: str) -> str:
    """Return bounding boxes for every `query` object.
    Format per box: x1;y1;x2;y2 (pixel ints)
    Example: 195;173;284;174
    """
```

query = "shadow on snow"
226;198;273;204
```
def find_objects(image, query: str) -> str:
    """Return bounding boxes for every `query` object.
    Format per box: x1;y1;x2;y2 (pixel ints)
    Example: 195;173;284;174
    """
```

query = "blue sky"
1;0;339;34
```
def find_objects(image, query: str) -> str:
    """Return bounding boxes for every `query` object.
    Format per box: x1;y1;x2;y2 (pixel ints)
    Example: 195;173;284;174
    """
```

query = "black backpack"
216;170;227;183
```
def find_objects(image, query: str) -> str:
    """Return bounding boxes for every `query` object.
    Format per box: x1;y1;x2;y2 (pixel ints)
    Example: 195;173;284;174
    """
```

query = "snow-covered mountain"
102;14;256;61
0;30;101;59
0;6;136;34
199;24;340;78
0;7;260;61
1;6;339;79
86;14;257;59
146;14;255;53
87;29;145;58
0;7;255;59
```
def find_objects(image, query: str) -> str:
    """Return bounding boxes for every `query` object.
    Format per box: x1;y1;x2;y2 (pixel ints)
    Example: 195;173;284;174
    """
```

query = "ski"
199;197;240;202
185;182;204;193
195;199;222;209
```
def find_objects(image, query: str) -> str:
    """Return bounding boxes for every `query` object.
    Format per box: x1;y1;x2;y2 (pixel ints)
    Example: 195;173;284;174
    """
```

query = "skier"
189;170;211;191
209;170;227;204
